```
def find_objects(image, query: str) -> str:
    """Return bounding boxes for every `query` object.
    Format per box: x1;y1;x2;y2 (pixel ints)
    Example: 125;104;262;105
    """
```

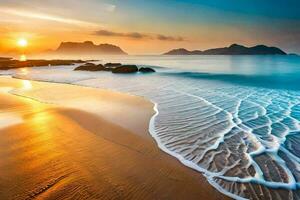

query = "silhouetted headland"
164;44;287;55
53;41;127;55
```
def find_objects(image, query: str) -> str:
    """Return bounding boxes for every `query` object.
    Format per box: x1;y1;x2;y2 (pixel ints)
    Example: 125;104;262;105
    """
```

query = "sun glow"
17;38;28;47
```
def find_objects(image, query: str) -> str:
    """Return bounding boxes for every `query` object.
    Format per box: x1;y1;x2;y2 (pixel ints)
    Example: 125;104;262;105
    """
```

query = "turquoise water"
2;55;300;199
105;55;300;91
99;55;300;74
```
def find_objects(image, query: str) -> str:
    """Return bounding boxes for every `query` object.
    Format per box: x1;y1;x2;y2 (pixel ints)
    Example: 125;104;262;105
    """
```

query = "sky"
0;0;300;55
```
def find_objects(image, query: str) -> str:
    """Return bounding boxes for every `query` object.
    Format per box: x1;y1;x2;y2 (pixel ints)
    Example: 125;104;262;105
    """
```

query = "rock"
112;65;138;74
104;63;122;68
103;67;113;71
74;63;105;71
84;62;96;66
139;67;155;73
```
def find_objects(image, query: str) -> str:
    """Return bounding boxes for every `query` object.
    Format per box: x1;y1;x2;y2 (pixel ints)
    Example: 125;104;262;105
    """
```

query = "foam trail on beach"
2;57;300;199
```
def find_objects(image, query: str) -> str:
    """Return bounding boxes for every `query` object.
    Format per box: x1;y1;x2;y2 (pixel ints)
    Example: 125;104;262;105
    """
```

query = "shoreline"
0;77;229;200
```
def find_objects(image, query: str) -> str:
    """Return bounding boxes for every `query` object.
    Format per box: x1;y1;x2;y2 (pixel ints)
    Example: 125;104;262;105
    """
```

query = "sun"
17;38;28;47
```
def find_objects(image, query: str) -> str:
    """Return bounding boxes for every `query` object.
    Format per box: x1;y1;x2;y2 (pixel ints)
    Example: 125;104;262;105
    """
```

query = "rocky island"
53;41;127;55
164;44;287;55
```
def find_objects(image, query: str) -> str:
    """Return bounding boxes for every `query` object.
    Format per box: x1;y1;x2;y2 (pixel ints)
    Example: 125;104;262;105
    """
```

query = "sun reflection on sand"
22;80;32;90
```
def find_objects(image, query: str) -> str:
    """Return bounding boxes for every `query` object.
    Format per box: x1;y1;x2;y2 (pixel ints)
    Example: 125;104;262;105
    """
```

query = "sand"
0;77;229;200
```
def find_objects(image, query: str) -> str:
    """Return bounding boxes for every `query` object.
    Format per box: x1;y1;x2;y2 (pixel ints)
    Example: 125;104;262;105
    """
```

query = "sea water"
2;55;300;199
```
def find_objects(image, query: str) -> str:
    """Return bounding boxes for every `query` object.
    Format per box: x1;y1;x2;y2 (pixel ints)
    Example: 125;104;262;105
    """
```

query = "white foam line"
148;101;248;200
170;89;268;179
148;89;300;198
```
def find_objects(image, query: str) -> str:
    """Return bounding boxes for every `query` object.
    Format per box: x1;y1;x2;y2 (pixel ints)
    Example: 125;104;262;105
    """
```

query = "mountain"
164;44;287;55
164;48;204;55
54;41;127;55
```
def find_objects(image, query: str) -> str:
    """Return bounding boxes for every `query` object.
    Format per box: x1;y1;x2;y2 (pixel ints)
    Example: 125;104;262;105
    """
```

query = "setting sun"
17;38;28;47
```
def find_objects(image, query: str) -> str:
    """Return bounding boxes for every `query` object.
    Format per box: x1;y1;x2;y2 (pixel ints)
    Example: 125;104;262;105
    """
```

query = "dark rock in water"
104;63;122;68
139;67;155;73
103;67;113;71
74;63;105;71
103;63;122;71
83;62;96;66
85;59;100;62
112;65;138;73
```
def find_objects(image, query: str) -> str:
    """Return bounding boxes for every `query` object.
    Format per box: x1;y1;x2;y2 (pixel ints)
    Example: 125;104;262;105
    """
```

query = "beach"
1;54;300;199
0;76;228;200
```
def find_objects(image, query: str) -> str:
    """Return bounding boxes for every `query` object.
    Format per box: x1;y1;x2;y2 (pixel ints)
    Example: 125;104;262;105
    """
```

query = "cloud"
0;7;99;27
94;30;148;39
156;34;184;41
94;29;184;41
0;0;116;13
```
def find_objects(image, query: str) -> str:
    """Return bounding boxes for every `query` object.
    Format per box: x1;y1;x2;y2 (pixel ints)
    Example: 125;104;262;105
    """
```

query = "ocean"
2;55;300;199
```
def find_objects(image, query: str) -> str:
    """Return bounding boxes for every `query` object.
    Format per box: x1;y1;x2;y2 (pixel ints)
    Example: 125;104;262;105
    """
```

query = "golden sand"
0;77;229;200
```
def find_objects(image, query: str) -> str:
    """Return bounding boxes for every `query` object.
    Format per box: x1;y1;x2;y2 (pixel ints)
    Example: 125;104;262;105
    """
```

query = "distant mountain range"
164;44;287;55
53;41;127;55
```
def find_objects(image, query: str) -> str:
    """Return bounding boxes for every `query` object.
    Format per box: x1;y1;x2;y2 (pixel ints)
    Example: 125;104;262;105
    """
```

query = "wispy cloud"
0;7;99;27
156;34;184;41
94;30;149;39
94;29;185;41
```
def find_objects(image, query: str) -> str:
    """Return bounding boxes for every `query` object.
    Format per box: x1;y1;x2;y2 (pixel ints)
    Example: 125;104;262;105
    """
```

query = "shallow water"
2;55;300;199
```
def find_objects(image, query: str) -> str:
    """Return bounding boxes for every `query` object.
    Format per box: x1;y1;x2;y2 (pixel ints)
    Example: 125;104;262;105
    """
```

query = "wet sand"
0;77;229;200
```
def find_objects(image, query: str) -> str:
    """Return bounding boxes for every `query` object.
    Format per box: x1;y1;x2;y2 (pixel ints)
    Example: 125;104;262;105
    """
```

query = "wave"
161;71;300;91
3;65;300;199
